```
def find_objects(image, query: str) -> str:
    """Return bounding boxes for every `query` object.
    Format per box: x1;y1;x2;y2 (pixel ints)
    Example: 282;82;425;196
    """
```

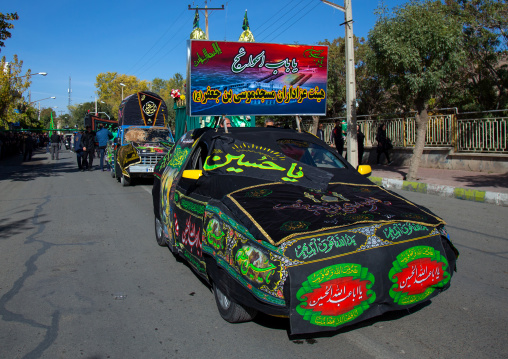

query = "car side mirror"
182;169;203;180
358;165;372;177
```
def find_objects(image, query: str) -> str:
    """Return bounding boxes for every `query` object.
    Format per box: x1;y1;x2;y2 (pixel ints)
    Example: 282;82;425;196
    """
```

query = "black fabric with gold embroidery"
225;182;445;246
116;144;141;176
118;91;167;127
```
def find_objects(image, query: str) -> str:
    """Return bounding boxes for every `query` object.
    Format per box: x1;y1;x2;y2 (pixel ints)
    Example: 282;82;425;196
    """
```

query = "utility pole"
68;76;72;107
188;1;225;40
321;0;358;168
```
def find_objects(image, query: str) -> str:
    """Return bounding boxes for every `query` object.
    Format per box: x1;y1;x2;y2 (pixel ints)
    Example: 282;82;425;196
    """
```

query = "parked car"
152;126;458;335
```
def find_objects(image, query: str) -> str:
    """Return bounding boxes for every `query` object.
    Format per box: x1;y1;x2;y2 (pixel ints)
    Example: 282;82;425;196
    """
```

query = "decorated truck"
112;91;175;186
84;114;118;132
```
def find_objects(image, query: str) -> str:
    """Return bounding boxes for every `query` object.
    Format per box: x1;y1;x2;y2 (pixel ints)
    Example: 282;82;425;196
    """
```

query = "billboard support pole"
295;115;302;133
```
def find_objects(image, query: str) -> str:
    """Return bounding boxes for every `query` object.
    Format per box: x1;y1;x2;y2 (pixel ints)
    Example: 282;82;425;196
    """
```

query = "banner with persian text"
187;40;328;116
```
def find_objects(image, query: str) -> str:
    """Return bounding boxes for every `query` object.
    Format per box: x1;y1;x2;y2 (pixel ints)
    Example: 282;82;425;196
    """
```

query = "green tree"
368;0;465;180
442;0;508;111
38;107;54;129
319;36;369;118
151;78;169;99
319;37;346;117
68;101;112;128
95;72;149;119
0;55;32;128
58;114;74;128
0;12;18;51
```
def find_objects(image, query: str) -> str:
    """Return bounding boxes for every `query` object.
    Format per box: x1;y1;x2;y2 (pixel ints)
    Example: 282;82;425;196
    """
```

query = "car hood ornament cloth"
224;182;446;246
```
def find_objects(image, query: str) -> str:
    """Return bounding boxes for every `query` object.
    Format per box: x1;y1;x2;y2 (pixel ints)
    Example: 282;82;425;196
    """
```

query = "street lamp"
30;96;56;122
30;96;56;105
120;83;126;100
12;72;47;80
94;98;106;115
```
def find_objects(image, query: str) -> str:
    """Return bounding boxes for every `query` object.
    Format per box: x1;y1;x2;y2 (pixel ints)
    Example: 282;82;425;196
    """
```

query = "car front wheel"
213;283;257;323
121;174;131;186
154;217;166;246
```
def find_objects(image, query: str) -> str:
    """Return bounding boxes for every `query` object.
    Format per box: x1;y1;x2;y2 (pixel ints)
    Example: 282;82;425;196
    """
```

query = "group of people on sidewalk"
330;120;392;166
0;132;49;162
72;125;113;171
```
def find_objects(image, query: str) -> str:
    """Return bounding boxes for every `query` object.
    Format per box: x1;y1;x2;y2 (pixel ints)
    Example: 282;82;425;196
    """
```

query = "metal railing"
456;117;507;153
303;110;508;154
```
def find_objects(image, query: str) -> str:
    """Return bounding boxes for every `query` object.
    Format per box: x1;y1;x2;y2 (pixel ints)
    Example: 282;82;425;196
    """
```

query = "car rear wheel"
115;161;121;182
213;283;257;323
154;216;166;246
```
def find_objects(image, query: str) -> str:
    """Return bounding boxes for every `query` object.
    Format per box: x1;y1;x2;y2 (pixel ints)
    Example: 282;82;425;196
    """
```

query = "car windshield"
124;127;169;143
277;139;346;169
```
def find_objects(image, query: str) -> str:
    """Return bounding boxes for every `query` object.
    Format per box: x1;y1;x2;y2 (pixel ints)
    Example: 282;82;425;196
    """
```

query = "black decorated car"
152;126;458;335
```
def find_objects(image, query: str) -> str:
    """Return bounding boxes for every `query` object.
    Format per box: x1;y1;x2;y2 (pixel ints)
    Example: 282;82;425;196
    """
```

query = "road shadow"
0;150;80;182
0;214;50;239
452;172;508;190
371;165;408;179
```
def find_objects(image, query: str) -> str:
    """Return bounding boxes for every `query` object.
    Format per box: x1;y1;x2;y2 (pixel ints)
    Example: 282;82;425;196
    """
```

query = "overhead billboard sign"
187;40;328;116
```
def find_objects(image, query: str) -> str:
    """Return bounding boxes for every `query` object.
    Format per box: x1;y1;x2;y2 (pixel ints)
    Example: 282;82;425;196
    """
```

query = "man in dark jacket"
22;133;34;161
376;123;392;165
73;132;84;171
332;120;345;157
80;126;96;170
50;132;61;160
357;124;365;165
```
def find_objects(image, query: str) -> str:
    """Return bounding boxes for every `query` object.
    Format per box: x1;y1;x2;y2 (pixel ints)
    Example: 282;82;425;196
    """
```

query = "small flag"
49;111;54;136
242;10;249;31
193;7;199;29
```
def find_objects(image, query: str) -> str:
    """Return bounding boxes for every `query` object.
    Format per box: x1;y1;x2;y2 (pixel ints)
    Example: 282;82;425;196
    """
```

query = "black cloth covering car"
152;126;458;335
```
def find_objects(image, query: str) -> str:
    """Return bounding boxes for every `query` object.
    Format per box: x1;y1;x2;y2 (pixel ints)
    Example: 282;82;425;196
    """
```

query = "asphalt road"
1;149;507;359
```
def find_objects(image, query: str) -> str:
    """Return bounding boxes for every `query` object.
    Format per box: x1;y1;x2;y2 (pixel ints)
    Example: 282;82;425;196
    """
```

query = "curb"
369;176;508;207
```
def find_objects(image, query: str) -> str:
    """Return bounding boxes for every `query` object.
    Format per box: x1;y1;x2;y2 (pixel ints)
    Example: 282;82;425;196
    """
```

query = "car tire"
121;174;131;187
154;216;166;246
115;161;121;182
213;283;257;323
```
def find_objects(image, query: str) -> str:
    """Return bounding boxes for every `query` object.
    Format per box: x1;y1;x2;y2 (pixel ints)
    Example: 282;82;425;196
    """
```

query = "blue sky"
2;0;406;115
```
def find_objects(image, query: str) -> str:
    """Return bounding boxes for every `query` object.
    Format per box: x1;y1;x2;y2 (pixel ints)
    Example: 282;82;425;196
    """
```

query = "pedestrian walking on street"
50;132;61;160
80;126;96;171
357;124;365;165
316;123;325;141
332;119;346;157
95;124;113;171
22;133;34;161
376;123;392;165
73;131;84;171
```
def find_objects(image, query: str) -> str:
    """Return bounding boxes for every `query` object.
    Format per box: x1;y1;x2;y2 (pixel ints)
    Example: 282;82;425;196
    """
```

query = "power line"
131;12;194;77
254;0;306;39
125;7;188;76
252;0;294;31
135;39;188;78
263;1;321;43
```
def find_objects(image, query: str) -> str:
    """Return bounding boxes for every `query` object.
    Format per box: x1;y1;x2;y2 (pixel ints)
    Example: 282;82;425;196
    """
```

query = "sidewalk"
369;164;508;206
